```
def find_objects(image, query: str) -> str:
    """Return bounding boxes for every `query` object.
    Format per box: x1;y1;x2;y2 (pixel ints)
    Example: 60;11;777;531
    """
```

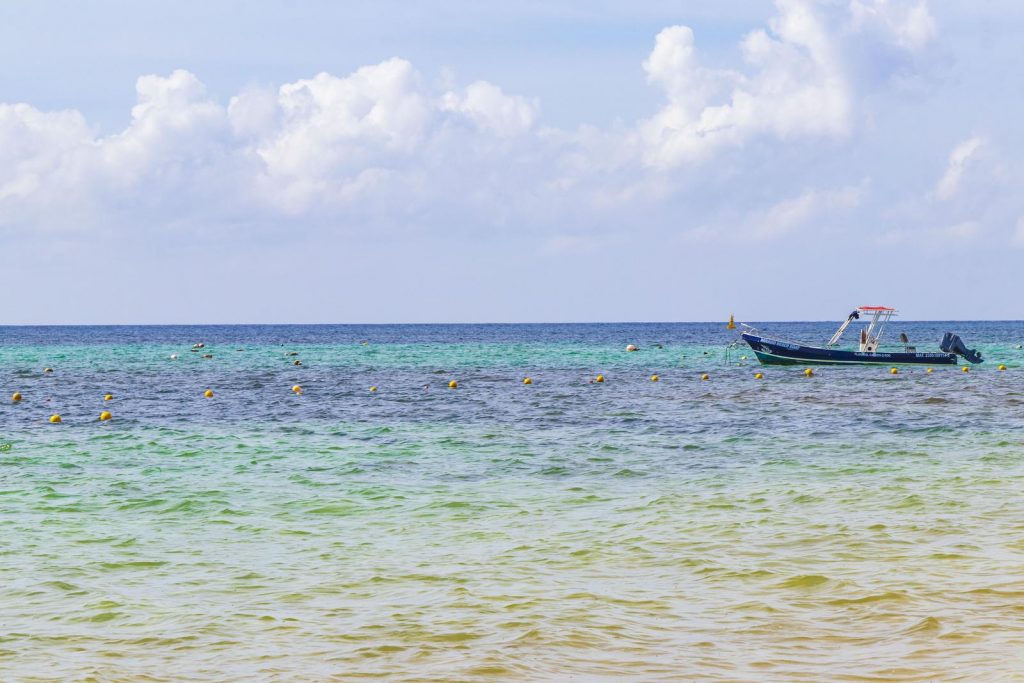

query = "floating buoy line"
5;348;1011;425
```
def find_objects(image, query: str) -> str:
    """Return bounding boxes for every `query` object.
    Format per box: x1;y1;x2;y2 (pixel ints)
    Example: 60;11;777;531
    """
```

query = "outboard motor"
940;332;984;364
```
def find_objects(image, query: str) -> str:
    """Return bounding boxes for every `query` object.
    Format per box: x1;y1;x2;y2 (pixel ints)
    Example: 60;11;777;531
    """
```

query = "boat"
740;306;983;366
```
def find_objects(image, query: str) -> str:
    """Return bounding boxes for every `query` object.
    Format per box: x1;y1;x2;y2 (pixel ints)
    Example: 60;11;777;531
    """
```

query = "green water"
2;323;1024;681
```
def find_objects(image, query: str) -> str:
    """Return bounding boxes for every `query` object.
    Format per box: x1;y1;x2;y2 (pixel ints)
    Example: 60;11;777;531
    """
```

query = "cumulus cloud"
0;0;944;244
637;0;937;168
234;60;540;215
638;2;849;168
244;59;436;212
440;81;538;136
933;136;984;200
0;104;92;203
0;58;548;230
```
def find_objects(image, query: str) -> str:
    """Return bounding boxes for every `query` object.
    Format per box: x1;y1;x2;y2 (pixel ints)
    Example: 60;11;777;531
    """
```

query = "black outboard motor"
940;332;984;364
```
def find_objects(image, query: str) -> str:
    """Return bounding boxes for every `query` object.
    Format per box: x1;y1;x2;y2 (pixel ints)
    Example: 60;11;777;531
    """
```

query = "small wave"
902;616;941;634
777;574;830;588
97;560;168;570
305;504;357;515
828;591;911;605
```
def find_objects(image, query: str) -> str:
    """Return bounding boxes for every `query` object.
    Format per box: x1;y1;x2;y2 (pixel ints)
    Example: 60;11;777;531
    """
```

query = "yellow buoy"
293;360;302;366
650;374;659;382
44;367;53;374
291;385;302;394
103;393;113;401
926;368;933;373
11;392;22;402
804;368;814;377
962;366;970;373
595;375;605;383
99;411;112;421
448;380;458;389
754;372;763;380
890;367;898;375
49;414;62;423
523;377;533;384
740;355;747;361
998;364;1007;371
369;386;378;392
700;373;710;381
727;314;736;330
204;389;215;398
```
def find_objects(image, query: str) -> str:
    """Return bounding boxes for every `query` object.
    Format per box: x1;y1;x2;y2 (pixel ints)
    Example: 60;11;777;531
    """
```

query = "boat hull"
741;333;958;366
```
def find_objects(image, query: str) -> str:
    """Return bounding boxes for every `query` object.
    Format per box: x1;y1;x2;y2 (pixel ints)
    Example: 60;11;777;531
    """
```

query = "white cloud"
637;0;938;169
227;88;279;139
0;104;92;203
440;81;538;136
99;70;230;186
247;59;434;211
641;25;737;125
933;136;984;200
849;0;937;53
0;0;945;245
639;1;850;168
0;59;549;227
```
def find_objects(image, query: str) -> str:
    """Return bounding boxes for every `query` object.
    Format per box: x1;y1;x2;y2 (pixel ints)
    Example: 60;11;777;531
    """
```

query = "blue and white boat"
741;306;983;366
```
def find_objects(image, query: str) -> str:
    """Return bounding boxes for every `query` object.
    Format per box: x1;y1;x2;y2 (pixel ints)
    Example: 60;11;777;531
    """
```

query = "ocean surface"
2;321;1024;682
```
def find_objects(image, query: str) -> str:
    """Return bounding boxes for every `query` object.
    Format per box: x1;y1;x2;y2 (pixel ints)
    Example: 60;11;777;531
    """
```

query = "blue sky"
2;1;1023;324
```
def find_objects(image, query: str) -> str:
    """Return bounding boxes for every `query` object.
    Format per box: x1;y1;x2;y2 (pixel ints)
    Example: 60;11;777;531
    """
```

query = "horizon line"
2;319;1022;327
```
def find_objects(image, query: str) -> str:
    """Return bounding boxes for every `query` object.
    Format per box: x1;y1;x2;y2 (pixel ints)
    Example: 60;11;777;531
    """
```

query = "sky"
2;0;1024;324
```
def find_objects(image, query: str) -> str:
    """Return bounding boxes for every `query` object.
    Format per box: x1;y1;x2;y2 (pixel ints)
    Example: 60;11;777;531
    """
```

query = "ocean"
2;321;1023;681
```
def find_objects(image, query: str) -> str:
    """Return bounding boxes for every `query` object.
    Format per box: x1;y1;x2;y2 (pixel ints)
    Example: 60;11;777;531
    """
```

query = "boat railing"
760;331;918;353
742;325;810;348
740;322;874;351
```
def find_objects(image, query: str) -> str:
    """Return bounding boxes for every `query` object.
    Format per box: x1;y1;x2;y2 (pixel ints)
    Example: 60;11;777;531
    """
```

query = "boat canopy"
827;306;897;351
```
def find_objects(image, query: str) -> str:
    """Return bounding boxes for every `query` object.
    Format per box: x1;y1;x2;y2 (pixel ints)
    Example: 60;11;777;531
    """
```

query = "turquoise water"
3;323;1024;681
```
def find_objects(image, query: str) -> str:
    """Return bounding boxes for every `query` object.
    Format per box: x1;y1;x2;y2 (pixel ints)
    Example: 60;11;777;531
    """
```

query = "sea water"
2;322;1023;681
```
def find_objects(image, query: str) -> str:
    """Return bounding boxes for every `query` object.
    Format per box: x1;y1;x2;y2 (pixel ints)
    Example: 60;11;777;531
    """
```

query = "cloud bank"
2;0;1020;259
